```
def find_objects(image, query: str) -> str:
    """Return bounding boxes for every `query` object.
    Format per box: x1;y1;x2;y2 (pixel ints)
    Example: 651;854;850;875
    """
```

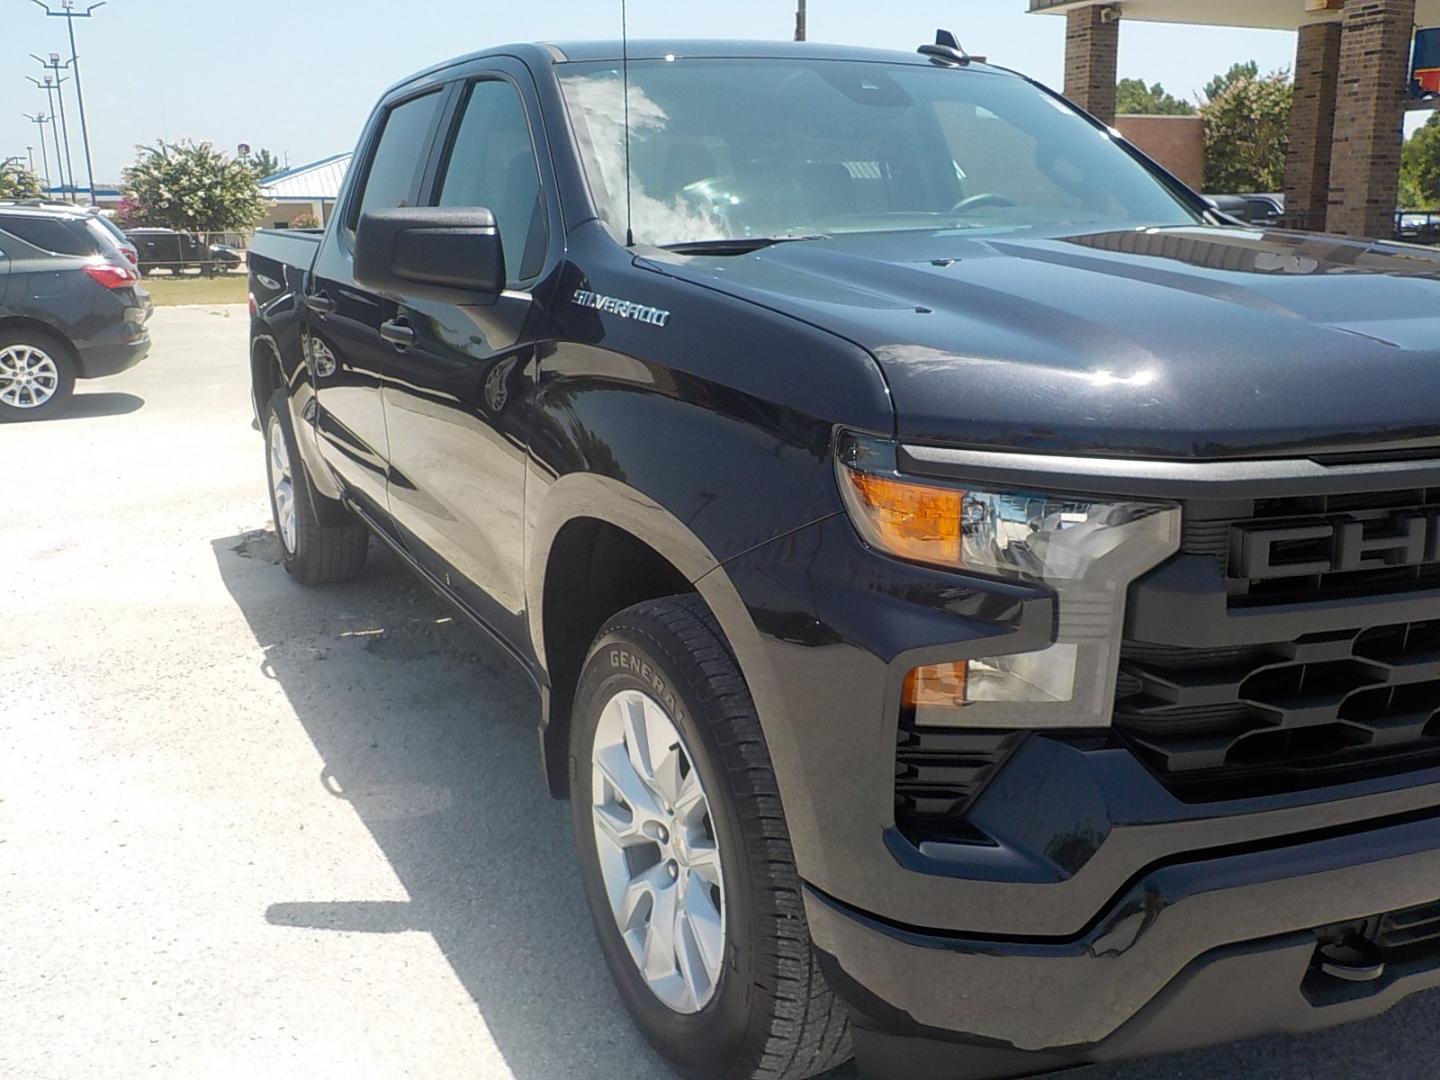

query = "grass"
138;272;248;307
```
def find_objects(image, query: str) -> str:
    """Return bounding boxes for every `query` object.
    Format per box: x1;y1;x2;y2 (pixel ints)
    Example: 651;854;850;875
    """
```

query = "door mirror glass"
353;207;505;303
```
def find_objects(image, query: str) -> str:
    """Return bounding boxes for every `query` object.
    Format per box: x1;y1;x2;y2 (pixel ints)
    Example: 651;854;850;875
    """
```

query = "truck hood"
644;226;1440;460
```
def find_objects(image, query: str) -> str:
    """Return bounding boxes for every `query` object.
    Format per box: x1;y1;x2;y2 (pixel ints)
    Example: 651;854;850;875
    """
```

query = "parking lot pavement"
2;304;1437;1080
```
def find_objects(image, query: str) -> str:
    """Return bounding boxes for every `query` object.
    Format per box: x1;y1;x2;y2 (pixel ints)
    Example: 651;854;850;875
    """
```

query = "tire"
263;387;369;585
0;328;76;421
570;595;851;1080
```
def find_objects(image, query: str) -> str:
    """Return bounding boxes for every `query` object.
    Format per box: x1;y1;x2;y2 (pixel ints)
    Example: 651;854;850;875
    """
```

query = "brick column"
1283;22;1342;231
1065;6;1120;125
1327;0;1417;238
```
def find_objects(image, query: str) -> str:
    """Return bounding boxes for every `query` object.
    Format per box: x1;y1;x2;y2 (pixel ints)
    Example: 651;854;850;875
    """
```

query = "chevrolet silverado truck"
246;36;1440;1080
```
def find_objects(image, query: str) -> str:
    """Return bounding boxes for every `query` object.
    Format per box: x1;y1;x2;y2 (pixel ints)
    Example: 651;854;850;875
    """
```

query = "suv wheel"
0;330;75;421
570;595;852;1080
264;387;369;584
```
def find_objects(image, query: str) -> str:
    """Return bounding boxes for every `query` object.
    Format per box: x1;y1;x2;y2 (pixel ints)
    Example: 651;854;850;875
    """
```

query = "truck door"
379;65;556;646
307;87;447;524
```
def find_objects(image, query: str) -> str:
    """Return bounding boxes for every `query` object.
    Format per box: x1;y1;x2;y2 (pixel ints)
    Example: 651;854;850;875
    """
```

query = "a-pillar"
1064;5;1120;125
1283;22;1342;231
1327;0;1418;238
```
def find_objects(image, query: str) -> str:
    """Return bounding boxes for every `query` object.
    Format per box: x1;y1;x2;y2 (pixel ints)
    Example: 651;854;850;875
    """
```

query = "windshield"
559;57;1201;247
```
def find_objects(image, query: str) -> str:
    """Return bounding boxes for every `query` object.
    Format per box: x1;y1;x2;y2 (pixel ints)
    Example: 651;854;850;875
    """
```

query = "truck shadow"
212;528;681;1079
212;528;862;1079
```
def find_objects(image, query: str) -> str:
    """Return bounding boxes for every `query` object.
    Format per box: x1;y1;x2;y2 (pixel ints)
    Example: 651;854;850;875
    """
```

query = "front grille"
893;722;1021;843
1115;621;1440;797
1117;486;1440;800
1183;488;1440;605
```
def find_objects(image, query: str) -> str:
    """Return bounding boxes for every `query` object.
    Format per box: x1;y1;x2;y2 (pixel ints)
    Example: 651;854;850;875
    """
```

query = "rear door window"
349;91;444;228
0;215;99;256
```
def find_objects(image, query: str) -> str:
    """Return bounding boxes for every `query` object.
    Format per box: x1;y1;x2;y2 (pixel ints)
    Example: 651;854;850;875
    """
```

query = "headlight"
836;432;1180;728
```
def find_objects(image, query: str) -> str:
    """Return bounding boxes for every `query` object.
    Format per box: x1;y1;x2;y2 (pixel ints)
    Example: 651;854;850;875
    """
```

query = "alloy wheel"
268;421;297;554
591;689;727;1014
0;345;60;410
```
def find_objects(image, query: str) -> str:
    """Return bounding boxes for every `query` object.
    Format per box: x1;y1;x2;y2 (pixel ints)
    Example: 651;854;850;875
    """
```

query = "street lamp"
28;66;73;199
22;114;54;195
31;0;107;206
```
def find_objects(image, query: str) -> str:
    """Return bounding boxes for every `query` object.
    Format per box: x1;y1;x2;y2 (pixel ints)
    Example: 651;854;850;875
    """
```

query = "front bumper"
709;505;1440;1074
806;806;1440;1078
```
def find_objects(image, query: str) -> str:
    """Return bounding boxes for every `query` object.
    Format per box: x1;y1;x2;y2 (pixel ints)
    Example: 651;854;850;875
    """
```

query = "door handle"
305;292;335;316
380;318;415;349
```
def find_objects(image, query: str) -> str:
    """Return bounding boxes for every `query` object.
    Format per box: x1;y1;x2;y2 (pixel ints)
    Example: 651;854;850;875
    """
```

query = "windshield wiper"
659;234;828;256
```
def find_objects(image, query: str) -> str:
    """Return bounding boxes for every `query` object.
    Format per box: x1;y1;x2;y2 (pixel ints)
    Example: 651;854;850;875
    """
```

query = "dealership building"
1031;0;1439;237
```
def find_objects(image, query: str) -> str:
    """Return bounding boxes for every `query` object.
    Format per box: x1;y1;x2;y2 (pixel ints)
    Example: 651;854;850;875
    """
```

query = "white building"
258;153;351;229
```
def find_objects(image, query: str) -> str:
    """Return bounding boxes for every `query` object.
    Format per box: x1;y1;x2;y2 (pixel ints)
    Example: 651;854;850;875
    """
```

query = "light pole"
23;114;54;195
27;146;36;174
28;68;73;199
32;0;106;206
795;0;806;41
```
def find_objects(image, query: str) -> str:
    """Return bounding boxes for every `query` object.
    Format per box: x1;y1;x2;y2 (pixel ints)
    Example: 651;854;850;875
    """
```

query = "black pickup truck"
246;36;1440;1080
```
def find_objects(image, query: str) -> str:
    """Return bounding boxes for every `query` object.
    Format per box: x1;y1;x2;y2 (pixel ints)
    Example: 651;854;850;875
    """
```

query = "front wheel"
263;388;369;585
570;595;851;1080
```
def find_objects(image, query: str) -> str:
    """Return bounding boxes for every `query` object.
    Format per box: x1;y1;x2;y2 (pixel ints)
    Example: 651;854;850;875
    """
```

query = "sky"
0;0;1428;187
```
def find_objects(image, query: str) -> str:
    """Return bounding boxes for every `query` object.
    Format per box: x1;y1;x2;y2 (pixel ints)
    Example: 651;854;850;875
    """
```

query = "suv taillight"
83;262;139;289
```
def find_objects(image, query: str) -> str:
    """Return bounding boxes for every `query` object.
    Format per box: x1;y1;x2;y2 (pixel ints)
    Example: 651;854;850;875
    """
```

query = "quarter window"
435;79;548;283
0;215;98;256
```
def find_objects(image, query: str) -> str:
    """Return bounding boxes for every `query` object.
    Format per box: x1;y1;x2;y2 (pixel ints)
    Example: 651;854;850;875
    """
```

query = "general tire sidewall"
571;629;761;1073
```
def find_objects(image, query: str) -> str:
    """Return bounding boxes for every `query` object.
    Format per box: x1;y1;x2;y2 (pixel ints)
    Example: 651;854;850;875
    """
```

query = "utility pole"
795;0;806;41
23;114;54;195
28;68;73;199
32;0;106;206
27;146;37;174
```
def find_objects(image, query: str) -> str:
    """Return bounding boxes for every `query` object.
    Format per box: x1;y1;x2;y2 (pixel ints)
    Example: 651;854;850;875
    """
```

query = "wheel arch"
0;316;79;369
528;474;784;802
250;332;284;421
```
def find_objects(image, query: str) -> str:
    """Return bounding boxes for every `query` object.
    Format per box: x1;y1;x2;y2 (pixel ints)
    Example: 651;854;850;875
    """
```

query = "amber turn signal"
902;662;969;711
843;470;965;565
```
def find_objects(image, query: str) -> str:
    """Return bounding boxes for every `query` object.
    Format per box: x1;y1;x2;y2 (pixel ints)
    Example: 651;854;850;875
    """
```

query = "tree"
121;140;266;231
1204;61;1260;104
1201;66;1293;193
245;148;282;179
0;162;43;199
1116;78;1196;116
1400;113;1440;209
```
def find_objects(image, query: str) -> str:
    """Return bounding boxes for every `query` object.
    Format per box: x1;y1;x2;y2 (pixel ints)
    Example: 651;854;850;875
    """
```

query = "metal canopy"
1030;0;1440;32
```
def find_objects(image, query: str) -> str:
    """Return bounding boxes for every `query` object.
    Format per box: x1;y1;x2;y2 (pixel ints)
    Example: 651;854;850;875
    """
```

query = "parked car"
1397;210;1440;245
209;242;244;272
0;204;150;419
1206;192;1286;226
126;227;214;276
248;36;1440;1080
90;212;140;268
0;199;139;267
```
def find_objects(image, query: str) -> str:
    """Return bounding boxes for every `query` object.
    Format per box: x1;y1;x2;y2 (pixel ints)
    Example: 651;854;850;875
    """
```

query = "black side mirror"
353;207;505;303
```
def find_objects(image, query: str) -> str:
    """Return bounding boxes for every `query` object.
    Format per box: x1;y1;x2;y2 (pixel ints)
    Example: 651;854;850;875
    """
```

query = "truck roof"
386;38;1007;97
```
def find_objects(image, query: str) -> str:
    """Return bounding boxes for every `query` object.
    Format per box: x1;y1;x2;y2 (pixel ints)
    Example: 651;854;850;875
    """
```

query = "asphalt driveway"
1;305;1435;1079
